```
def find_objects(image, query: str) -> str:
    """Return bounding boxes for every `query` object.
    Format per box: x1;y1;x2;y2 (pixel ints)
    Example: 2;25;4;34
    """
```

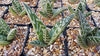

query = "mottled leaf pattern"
40;0;66;19
68;2;91;20
0;19;17;46
9;0;26;17
51;7;66;19
0;18;10;35
77;11;100;49
48;14;74;45
7;28;17;41
23;3;74;47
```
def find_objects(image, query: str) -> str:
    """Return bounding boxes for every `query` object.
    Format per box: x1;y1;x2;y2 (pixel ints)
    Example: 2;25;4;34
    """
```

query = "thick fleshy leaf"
23;3;50;43
77;35;88;48
96;2;100;7
7;28;17;41
0;18;10;35
30;40;47;47
9;6;18;16
79;11;92;36
51;7;66;19
39;11;49;18
0;35;7;41
87;36;100;47
0;40;11;46
19;9;26;17
84;12;92;18
46;3;53;18
68;5;74;14
12;0;22;13
48;14;74;45
68;0;80;4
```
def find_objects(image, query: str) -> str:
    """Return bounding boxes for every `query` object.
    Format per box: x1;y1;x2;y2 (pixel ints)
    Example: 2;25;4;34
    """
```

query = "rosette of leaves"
94;0;100;7
68;0;80;4
68;2;92;20
39;0;66;19
0;18;17;46
77;11;100;49
23;3;74;47
9;0;26;17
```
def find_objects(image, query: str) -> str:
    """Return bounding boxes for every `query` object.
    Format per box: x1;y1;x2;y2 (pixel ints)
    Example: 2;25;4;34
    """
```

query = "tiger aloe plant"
68;2;92;20
68;0;80;4
77;11;100;49
23;3;74;47
0;18;17;46
94;0;100;7
39;0;66;19
9;0;26;17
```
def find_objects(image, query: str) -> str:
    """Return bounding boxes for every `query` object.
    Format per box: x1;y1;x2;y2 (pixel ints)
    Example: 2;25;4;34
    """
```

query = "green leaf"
87;36;100;47
51;7;66;19
46;3;53;18
68;5;74;14
39;11;49;18
0;35;7;41
0;18;10;35
84;12;92;18
30;40;47;47
23;3;50;43
12;0;22;14
19;9;26;17
77;35;88;49
9;6;18;16
7;28;17;41
79;11;92;36
48;14;74;45
0;40;11;46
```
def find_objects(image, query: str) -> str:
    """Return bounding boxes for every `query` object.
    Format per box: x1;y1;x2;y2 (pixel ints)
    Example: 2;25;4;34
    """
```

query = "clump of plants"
0;18;17;46
68;0;80;4
68;2;92;20
94;0;100;7
77;11;100;49
23;3;74;47
39;0;66;19
9;0;26;17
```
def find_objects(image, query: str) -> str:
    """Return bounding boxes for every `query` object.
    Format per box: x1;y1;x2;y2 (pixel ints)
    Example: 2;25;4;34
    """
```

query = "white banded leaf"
48;14;74;45
0;18;10;35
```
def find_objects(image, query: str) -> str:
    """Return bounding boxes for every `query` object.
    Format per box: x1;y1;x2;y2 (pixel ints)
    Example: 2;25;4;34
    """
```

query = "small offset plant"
23;3;74;47
9;0;26;17
39;0;66;19
0;18;17;46
68;2;92;20
68;0;80;4
94;0;100;7
77;11;100;49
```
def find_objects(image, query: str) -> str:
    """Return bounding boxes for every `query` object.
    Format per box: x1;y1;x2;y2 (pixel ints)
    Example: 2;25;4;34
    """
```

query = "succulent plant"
9;0;26;17
39;0;66;19
68;1;92;20
94;0;100;7
0;18;17;46
68;0;80;4
23;3;74;47
77;11;100;49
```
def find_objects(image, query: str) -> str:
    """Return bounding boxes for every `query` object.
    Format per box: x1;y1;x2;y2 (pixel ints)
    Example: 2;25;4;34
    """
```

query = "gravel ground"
0;0;100;56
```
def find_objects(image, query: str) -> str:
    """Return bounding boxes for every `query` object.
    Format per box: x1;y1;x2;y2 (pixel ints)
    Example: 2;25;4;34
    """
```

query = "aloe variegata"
77;11;100;49
23;3;74;47
0;18;17;46
9;0;26;17
39;0;66;19
68;2;92;20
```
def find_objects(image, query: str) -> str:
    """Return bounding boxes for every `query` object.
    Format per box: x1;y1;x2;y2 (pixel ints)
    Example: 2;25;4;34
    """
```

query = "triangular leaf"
48;14;74;45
